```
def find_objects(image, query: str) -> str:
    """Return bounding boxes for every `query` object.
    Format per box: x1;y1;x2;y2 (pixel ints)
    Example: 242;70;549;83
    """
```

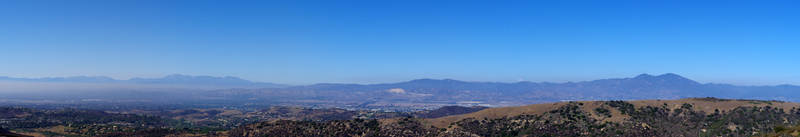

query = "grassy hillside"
233;98;800;137
7;98;799;136
428;98;800;128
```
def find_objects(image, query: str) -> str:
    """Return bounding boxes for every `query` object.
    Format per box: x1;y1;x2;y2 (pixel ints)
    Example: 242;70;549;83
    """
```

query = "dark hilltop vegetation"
5;96;800;137
8;97;788;137
227;98;800;137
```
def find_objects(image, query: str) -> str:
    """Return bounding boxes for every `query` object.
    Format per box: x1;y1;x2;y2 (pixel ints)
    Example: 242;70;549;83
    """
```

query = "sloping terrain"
0;127;30;137
6;98;800;136
414;106;488;119
232;98;800;137
429;98;800;127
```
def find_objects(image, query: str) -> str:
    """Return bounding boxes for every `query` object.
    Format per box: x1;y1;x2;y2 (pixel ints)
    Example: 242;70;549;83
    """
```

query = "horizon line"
1;73;798;87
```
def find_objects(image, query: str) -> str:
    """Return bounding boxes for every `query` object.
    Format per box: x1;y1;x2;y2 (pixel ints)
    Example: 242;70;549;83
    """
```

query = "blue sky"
1;0;798;85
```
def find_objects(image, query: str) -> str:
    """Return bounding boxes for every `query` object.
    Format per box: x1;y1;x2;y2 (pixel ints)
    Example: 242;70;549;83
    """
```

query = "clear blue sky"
1;0;798;85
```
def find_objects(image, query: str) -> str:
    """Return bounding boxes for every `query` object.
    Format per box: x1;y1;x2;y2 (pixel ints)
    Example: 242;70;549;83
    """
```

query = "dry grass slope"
427;98;800;128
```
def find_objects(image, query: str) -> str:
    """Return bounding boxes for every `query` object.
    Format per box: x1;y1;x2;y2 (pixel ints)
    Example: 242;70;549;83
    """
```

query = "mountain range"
1;73;799;108
204;73;797;107
0;74;288;90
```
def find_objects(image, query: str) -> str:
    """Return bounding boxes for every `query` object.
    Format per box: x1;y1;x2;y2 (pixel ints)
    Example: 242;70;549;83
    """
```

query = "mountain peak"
409;78;437;82
635;73;656;79
405;78;465;84
632;73;699;85
657;73;681;77
634;73;686;79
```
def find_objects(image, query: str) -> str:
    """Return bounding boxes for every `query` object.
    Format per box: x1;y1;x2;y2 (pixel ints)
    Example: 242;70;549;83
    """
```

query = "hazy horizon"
1;73;797;87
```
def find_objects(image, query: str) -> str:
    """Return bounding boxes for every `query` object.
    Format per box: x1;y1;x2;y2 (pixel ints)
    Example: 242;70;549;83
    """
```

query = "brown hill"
230;98;800;136
414;106;488;118
427;98;800;128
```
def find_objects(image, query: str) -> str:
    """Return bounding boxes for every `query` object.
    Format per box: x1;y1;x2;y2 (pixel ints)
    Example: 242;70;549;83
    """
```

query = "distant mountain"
127;74;287;88
0;76;117;83
0;74;289;90
208;73;800;107
3;73;799;109
129;74;250;84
